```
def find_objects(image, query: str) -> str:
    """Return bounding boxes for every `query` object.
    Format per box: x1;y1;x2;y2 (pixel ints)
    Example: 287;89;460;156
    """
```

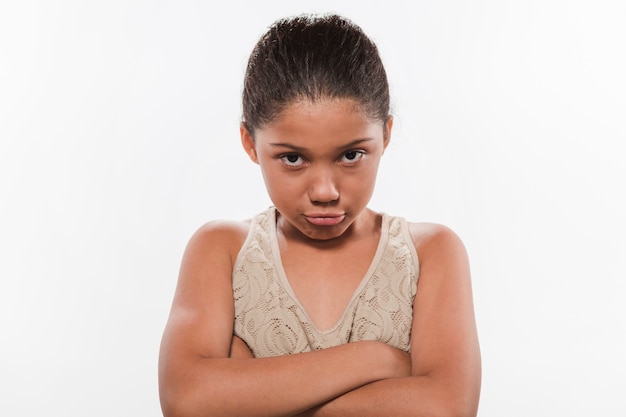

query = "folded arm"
158;222;412;417
298;224;482;417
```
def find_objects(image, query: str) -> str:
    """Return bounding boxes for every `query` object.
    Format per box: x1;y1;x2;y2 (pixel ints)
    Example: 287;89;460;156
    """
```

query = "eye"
340;150;365;164
280;153;305;167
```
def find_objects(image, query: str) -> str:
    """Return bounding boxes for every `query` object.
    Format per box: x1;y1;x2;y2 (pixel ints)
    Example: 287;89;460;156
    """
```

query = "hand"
229;335;255;358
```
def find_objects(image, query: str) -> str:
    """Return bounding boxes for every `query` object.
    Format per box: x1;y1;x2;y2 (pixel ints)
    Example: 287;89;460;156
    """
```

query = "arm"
300;224;482;417
158;222;411;417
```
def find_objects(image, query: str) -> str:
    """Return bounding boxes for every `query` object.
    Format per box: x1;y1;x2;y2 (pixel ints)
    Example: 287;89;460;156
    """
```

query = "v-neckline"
267;207;389;334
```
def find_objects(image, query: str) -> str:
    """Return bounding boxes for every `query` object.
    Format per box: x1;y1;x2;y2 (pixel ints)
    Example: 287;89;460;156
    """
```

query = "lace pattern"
232;207;419;357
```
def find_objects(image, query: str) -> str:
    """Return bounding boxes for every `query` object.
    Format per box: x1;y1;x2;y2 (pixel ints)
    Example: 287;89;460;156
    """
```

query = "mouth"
303;213;346;226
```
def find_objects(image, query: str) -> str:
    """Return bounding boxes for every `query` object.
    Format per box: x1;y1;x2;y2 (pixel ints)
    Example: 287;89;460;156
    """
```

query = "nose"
308;168;339;203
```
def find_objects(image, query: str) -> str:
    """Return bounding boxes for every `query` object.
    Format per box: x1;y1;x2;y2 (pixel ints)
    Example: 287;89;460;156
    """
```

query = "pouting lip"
303;213;346;226
303;212;346;218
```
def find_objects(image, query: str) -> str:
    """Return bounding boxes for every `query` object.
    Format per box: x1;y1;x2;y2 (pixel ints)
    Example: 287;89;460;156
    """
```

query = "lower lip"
305;215;346;226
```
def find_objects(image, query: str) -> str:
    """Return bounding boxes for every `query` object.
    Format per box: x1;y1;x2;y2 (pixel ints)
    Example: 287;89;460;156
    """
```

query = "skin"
158;98;481;417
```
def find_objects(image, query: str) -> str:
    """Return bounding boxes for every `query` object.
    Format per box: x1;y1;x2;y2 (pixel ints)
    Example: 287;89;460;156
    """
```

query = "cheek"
259;165;298;197
351;164;381;196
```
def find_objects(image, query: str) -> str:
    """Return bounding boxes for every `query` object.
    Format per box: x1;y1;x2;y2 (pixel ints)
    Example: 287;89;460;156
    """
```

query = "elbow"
435;392;480;417
422;383;480;417
160;398;200;417
160;403;179;417
434;367;481;417
160;386;225;417
401;386;479;417
443;404;479;417
423;403;477;417
159;387;200;417
160;392;185;417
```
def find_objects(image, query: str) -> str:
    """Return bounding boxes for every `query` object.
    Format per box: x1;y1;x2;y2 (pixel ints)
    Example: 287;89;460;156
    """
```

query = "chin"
277;209;358;241
301;223;353;242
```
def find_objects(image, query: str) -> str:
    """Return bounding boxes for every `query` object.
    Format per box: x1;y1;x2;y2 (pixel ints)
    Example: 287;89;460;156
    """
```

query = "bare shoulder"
185;218;251;257
407;222;468;264
172;219;251;292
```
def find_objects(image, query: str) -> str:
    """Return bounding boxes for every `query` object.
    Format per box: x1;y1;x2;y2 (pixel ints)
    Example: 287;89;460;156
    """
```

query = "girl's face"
241;98;391;242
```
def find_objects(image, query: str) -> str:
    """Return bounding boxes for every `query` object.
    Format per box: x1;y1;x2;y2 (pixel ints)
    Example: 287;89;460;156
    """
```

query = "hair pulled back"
242;14;390;135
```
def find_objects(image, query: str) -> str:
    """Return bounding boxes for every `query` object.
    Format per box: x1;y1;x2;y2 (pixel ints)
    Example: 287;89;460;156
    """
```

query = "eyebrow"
269;138;375;152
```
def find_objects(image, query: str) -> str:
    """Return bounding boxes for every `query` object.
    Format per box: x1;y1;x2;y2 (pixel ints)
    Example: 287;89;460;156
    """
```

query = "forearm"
160;341;409;417
302;375;480;417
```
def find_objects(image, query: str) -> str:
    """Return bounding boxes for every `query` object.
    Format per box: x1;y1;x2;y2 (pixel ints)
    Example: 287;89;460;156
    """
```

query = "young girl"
159;13;481;417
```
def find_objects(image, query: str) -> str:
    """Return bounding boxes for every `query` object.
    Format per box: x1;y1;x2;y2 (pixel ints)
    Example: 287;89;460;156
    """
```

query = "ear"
382;115;393;153
240;123;259;164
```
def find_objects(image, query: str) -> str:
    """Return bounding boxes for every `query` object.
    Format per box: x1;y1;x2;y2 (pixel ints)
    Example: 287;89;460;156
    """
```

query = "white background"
1;1;624;415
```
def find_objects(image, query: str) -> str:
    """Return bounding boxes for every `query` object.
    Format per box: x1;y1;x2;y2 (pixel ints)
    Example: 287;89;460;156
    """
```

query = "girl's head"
242;13;390;136
241;14;392;241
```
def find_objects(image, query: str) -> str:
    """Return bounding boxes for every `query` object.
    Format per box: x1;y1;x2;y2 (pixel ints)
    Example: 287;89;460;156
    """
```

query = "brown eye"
280;153;304;167
341;150;365;163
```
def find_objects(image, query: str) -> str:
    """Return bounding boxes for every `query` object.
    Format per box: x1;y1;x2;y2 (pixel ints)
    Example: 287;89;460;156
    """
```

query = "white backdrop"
1;1;624;416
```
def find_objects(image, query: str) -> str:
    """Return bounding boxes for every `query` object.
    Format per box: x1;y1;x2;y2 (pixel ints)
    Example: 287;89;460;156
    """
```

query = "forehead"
255;98;384;147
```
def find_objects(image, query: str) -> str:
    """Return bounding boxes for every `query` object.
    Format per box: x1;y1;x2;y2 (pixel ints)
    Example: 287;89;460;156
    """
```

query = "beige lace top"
232;207;419;357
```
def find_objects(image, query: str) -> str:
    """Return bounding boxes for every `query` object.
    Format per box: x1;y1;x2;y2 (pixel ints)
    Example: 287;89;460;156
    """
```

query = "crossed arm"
158;221;481;417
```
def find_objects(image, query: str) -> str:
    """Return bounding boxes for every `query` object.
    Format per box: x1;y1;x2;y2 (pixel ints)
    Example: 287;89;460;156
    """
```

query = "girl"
159;13;481;417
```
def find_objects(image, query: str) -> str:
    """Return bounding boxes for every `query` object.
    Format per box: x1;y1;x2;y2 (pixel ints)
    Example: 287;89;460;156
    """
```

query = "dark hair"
242;13;390;136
